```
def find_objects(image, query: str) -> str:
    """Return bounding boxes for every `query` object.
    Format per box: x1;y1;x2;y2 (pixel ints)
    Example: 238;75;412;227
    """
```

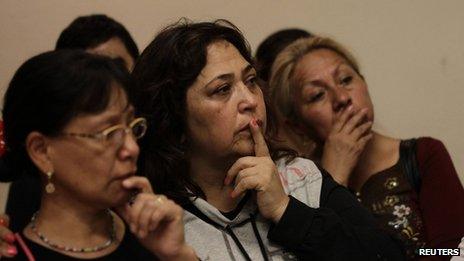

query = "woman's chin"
108;189;133;207
232;141;255;156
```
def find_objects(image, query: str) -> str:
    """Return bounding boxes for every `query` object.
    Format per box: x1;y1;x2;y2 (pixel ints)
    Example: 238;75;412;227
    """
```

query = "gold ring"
155;196;164;204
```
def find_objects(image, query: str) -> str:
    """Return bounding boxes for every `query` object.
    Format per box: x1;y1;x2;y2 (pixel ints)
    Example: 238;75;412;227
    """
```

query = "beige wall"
1;0;463;211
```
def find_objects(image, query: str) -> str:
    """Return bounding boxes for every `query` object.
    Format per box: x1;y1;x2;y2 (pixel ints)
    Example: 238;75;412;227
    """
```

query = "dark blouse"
355;137;464;260
4;228;157;261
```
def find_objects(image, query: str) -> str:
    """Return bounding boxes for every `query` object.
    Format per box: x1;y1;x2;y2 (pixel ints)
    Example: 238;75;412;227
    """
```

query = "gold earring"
45;171;55;194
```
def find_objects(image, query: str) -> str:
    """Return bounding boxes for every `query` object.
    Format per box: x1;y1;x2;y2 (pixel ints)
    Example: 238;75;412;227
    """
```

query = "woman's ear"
25;131;53;174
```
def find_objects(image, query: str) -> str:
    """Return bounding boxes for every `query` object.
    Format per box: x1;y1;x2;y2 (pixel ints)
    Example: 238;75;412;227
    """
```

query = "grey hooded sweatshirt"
183;157;322;260
183;157;405;260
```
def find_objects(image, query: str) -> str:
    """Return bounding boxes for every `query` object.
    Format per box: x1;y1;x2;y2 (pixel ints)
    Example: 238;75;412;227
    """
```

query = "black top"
5;228;157;260
5;176;41;232
268;170;406;260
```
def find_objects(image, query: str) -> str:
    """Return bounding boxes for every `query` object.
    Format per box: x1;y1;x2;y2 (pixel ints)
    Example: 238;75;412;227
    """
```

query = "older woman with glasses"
0;50;196;260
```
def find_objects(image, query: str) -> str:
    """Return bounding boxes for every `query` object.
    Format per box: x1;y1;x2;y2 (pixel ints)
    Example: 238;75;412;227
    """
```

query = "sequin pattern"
356;164;426;259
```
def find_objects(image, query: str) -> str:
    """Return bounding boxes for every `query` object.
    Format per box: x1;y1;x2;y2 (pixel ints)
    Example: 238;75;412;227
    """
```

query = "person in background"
2;14;140;232
0;50;196;260
255;28;312;83
56;14;139;71
269;35;464;259
131;19;405;260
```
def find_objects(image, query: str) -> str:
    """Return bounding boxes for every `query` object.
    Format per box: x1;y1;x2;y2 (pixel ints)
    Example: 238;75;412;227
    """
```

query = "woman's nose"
238;84;259;113
332;87;352;112
119;132;139;160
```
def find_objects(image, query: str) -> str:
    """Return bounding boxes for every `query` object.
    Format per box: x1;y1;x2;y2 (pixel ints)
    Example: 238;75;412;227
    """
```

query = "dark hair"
1;50;133;181
132;19;257;205
255;28;312;82
55;14;139;61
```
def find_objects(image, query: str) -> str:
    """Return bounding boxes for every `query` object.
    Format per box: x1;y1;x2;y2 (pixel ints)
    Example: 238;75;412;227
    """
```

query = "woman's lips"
236;118;263;133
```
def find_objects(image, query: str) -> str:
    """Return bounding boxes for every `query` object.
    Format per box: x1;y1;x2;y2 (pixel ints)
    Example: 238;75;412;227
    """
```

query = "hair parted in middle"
269;36;362;123
2;50;133;182
131;19;256;205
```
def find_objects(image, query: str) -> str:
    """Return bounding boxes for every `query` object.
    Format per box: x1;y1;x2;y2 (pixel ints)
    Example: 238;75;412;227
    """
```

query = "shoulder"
415;137;446;153
275;157;323;185
414;136;451;164
411;137;459;180
275;157;323;208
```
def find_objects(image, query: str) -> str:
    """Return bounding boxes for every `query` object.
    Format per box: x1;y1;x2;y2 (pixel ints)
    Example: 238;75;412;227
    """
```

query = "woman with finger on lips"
268;36;464;259
0;50;197;260
132;19;405;260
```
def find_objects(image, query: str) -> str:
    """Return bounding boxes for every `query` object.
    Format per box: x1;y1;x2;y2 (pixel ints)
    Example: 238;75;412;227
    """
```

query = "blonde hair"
269;36;361;121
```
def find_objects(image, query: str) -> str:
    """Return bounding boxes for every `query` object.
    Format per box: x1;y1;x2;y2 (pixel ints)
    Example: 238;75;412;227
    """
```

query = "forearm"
268;175;405;260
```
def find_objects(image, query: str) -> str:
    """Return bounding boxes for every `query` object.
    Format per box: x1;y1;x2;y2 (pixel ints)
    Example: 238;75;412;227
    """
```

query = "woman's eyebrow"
242;64;254;76
204;73;234;88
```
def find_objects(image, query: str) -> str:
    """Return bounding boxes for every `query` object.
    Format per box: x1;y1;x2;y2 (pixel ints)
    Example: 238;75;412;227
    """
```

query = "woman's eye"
245;76;257;87
308;92;325;103
213;84;231;95
340;76;353;86
106;128;126;144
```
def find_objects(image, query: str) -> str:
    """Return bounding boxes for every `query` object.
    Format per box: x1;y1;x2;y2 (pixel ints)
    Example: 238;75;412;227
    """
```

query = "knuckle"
175;206;183;216
145;200;155;208
139;193;151;201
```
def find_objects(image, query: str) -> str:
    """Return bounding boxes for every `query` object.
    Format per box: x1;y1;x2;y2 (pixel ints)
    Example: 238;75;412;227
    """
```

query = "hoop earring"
45;171;55;194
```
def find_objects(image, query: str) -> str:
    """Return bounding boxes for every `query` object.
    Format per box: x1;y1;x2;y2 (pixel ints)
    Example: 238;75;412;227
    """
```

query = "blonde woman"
269;36;464;259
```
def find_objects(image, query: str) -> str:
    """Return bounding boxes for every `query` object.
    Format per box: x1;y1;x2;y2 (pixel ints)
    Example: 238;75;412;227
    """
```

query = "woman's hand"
116;177;196;261
224;119;289;224
322;106;373;186
0;214;17;258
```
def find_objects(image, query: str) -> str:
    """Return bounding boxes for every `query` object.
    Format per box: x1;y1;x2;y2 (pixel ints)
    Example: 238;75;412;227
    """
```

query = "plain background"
1;0;463;212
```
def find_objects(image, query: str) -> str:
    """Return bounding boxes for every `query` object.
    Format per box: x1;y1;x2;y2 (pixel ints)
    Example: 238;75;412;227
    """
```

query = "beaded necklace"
30;210;116;253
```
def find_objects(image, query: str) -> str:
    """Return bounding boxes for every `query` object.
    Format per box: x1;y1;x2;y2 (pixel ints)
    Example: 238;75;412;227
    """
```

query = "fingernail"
0;217;6;226
4;233;15;243
130;224;136;233
7;246;17;255
250;119;256;126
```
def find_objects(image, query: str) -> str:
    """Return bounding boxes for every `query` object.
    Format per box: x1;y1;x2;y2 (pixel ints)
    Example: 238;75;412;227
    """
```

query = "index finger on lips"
250;118;270;157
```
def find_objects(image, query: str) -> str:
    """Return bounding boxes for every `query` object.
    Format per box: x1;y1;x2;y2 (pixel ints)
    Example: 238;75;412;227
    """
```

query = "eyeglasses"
61;117;147;147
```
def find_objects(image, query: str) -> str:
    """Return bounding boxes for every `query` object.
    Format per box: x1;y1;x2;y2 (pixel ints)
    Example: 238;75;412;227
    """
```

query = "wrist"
322;164;349;186
332;175;348;186
270;196;290;223
158;245;197;261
